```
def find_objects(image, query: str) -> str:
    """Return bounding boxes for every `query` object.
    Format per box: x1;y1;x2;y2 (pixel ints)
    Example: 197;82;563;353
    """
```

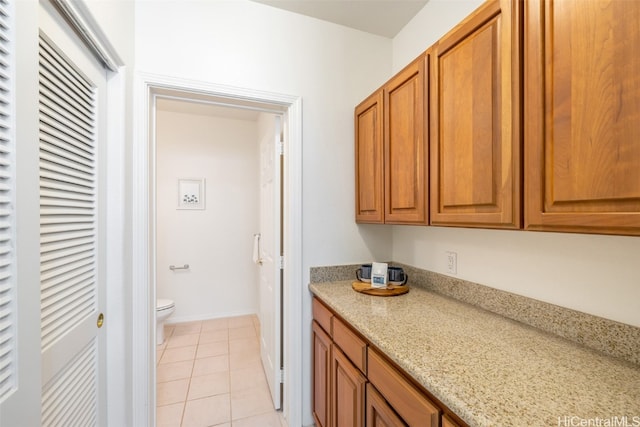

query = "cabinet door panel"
431;0;521;228
384;56;428;224
332;346;366;427
525;0;640;235
355;91;384;223
366;383;407;427
440;22;496;208
313;321;332;427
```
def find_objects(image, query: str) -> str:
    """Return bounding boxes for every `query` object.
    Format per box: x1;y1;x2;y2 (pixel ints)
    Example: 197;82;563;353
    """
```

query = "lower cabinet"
366;383;407;427
312;297;464;427
312;321;332;427
332;346;366;427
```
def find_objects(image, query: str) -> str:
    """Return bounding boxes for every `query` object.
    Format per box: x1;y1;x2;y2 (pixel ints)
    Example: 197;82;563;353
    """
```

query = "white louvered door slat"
39;27;98;399
40;126;94;157
0;0;15;405
41;339;98;426
38;0;108;422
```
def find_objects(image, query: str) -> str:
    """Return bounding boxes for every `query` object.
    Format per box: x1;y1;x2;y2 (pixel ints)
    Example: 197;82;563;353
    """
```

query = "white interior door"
258;114;282;410
38;2;108;425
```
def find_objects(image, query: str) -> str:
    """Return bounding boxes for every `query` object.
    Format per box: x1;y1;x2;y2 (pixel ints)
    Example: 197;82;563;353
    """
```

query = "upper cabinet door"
355;91;385;223
524;0;640;235
384;55;428;225
430;0;522;229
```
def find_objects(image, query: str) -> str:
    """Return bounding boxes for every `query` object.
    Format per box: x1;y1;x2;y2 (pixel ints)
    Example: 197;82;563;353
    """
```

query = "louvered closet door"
0;0;15;408
39;2;108;425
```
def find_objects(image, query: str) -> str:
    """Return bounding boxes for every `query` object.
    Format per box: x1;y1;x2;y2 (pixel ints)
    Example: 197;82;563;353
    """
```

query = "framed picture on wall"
178;178;205;210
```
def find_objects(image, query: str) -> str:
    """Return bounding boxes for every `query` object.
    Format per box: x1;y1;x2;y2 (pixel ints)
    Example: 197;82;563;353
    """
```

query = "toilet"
156;299;175;345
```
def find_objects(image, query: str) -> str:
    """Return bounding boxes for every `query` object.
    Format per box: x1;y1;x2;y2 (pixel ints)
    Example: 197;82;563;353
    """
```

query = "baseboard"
166;310;258;325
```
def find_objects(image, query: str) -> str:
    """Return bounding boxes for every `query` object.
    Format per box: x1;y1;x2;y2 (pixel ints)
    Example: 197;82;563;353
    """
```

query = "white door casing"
39;1;108;424
258;114;282;410
133;73;303;427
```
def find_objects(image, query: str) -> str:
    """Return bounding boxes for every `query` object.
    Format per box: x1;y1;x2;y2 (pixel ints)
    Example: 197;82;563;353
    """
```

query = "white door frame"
132;72;303;427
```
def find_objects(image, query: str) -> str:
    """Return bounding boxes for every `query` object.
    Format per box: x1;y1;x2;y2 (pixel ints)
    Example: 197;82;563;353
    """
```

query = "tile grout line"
158;316;272;427
180;326;200;427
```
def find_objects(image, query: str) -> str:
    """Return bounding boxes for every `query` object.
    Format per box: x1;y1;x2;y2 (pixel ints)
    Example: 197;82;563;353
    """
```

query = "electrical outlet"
446;251;457;275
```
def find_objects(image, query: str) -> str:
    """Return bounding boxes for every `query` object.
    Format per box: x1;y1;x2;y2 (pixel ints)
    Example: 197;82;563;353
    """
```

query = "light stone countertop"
309;280;640;427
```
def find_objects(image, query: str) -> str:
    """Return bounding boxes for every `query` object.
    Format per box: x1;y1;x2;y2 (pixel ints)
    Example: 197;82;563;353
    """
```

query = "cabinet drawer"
368;348;440;427
332;316;367;373
313;298;333;335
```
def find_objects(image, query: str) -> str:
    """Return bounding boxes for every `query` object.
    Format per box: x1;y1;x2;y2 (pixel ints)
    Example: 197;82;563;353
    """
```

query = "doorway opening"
133;74;303;427
154;95;283;414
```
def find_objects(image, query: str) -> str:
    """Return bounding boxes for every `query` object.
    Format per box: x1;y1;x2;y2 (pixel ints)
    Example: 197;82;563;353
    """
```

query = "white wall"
390;0;640;328
156;106;260;321
135;0;394;268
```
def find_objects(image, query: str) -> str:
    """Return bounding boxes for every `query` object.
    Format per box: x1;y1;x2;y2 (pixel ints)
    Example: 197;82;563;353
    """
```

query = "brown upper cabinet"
355;91;384;223
524;0;640;236
430;0;522;229
385;55;428;224
355;54;428;225
356;0;640;236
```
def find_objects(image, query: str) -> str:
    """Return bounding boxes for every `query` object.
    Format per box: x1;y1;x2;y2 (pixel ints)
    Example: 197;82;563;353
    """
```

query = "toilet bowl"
156;299;175;345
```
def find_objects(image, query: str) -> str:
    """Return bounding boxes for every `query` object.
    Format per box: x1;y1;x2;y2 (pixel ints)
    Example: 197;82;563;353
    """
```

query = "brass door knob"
97;313;104;328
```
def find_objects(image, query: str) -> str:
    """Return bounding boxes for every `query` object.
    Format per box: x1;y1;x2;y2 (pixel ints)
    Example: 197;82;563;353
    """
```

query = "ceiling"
250;0;429;38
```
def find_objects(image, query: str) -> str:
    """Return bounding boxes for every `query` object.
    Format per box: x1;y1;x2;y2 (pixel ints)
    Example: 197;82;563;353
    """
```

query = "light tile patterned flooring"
156;315;286;427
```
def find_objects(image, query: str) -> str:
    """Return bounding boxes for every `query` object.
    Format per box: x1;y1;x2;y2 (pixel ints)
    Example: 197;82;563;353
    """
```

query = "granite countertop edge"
309;280;640;427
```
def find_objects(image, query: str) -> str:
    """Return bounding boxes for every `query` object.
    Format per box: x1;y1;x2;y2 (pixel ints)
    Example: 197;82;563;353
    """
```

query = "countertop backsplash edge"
309;263;640;366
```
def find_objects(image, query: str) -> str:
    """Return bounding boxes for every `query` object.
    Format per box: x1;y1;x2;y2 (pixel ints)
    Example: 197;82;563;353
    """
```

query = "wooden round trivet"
351;281;410;297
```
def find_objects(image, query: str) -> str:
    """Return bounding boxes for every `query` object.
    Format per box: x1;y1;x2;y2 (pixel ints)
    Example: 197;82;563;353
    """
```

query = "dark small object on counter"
356;264;372;282
388;266;408;285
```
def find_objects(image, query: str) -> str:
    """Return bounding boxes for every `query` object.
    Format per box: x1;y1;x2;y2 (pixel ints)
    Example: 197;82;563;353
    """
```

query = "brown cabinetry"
430;0;521;229
355;54;428;225
313;297;367;427
355;0;640;235
442;414;462;427
524;0;640;236
355;91;384;223
385;56;428;224
366;383;407;427
332;316;367;373
312;297;461;427
331;346;366;427
368;348;440;427
312;321;332;427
